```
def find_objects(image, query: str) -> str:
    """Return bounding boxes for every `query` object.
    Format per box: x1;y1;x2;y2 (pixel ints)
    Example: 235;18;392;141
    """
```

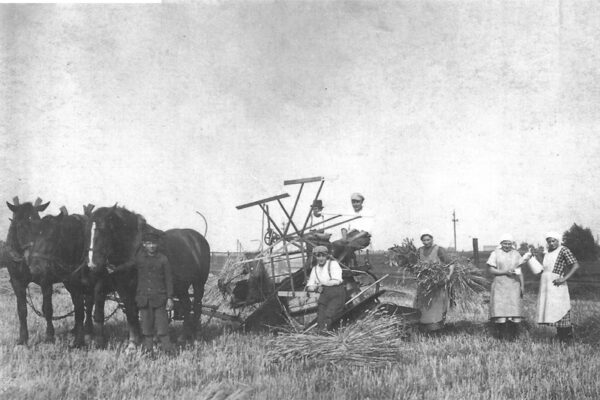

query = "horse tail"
195;211;208;237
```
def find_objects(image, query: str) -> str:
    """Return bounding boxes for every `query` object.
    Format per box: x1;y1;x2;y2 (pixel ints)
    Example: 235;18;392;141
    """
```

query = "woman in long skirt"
528;231;580;342
487;234;529;340
415;230;453;332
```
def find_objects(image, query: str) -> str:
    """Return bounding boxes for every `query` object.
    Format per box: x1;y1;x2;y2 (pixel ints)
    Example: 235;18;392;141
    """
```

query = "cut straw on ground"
266;311;408;367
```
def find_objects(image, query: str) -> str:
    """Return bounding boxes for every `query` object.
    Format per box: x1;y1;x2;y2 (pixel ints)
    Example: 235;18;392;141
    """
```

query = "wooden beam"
277;291;319;298
236;193;290;210
284;176;323;185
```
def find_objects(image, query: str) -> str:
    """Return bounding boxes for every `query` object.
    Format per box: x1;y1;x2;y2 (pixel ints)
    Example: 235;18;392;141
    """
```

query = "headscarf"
420;229;433;240
499;234;514;244
545;231;562;241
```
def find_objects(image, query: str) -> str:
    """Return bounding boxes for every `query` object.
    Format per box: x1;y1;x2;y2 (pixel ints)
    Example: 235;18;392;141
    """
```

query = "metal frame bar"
236;193;290;210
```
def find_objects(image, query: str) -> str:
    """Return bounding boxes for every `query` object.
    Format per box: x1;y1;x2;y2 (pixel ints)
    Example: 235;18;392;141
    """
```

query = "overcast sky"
1;1;599;251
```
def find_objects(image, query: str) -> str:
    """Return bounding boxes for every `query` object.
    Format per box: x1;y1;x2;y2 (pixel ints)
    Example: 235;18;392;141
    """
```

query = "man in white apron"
487;234;528;340
528;231;580;343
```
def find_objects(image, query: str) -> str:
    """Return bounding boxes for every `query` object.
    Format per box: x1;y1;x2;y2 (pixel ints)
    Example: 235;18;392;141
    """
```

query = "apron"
537;246;571;324
489;249;523;318
415;245;450;325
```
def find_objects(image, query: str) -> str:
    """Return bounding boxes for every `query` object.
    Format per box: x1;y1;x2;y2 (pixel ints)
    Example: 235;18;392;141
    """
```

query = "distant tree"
562;224;598;261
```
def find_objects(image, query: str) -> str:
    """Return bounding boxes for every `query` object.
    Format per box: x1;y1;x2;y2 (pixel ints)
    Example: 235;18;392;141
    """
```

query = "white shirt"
306;259;343;287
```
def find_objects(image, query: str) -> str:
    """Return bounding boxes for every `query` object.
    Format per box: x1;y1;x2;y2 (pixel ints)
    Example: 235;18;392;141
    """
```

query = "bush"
562;223;599;261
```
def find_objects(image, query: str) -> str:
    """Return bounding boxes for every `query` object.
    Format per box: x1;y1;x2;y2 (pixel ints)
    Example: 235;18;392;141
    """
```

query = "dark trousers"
139;305;169;337
317;285;346;331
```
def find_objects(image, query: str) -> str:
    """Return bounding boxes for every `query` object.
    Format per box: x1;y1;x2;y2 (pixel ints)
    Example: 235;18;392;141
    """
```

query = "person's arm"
519;272;525;297
108;258;136;274
164;256;174;311
447;263;455;281
305;268;318;292
438;247;450;264
518;251;533;266
557;261;580;283
554;248;580;286
323;261;343;286
487;251;511;276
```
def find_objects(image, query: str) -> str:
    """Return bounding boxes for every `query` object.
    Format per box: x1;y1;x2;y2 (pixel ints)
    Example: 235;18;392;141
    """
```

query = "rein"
29;252;85;278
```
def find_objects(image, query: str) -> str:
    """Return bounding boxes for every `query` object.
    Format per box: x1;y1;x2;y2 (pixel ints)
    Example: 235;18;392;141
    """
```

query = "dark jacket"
134;251;174;308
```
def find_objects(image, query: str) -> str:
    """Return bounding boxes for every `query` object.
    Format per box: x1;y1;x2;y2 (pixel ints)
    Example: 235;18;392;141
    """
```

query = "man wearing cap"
487;234;529;340
135;231;175;353
309;199;325;232
342;193;372;240
306;245;345;331
415;230;453;331
332;192;373;268
534;231;580;342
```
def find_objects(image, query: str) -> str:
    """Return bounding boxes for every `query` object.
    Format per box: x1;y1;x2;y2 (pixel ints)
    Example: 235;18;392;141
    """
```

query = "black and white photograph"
1;1;600;399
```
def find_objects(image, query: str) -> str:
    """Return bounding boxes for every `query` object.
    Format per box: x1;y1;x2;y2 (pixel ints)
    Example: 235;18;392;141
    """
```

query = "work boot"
142;336;154;354
159;335;175;354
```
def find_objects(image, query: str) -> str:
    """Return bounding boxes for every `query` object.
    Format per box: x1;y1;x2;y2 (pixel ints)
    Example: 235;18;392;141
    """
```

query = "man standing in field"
135;232;175;353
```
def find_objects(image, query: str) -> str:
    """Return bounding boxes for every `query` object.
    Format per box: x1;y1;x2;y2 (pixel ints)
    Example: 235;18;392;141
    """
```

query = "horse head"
85;205;143;272
6;197;50;260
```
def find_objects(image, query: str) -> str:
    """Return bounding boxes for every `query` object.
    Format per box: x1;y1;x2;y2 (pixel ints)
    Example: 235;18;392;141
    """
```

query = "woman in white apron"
487;234;529;340
528;231;580;342
415;230;453;332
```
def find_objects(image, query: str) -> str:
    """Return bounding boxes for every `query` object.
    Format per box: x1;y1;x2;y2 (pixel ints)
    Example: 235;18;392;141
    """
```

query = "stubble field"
1;256;600;400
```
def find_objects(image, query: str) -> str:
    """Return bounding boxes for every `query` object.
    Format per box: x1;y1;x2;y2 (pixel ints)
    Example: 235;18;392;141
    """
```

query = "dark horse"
26;207;95;347
85;205;211;345
6;197;50;345
6;198;94;346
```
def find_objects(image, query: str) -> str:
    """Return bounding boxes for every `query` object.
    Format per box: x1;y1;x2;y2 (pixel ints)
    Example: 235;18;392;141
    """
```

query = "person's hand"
523;252;533;262
166;298;174;311
316;286;323;294
106;263;116;274
506;269;516;276
553;277;567;286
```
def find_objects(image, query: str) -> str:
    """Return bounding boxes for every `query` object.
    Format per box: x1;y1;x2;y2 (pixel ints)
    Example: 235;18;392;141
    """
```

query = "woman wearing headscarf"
415;230;453;332
528;231;580;342
486;234;529;340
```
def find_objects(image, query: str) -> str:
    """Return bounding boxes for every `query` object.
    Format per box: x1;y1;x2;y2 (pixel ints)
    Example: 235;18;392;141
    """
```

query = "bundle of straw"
446;256;489;312
388;238;488;311
387;238;419;268
266;311;407;367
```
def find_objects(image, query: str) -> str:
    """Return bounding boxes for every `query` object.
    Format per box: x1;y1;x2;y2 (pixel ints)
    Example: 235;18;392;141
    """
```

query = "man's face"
500;241;513;252
143;241;158;254
351;199;363;212
421;235;433;247
312;207;323;218
546;238;560;251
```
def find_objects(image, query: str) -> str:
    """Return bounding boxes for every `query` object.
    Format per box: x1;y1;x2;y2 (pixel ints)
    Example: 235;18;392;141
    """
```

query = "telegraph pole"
452;210;459;251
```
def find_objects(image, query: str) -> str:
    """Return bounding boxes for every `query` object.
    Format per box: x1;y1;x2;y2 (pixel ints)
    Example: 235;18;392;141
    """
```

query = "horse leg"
116;286;141;347
9;274;29;345
83;290;94;343
191;281;205;339
92;281;107;348
41;282;55;343
65;283;85;348
177;285;192;343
